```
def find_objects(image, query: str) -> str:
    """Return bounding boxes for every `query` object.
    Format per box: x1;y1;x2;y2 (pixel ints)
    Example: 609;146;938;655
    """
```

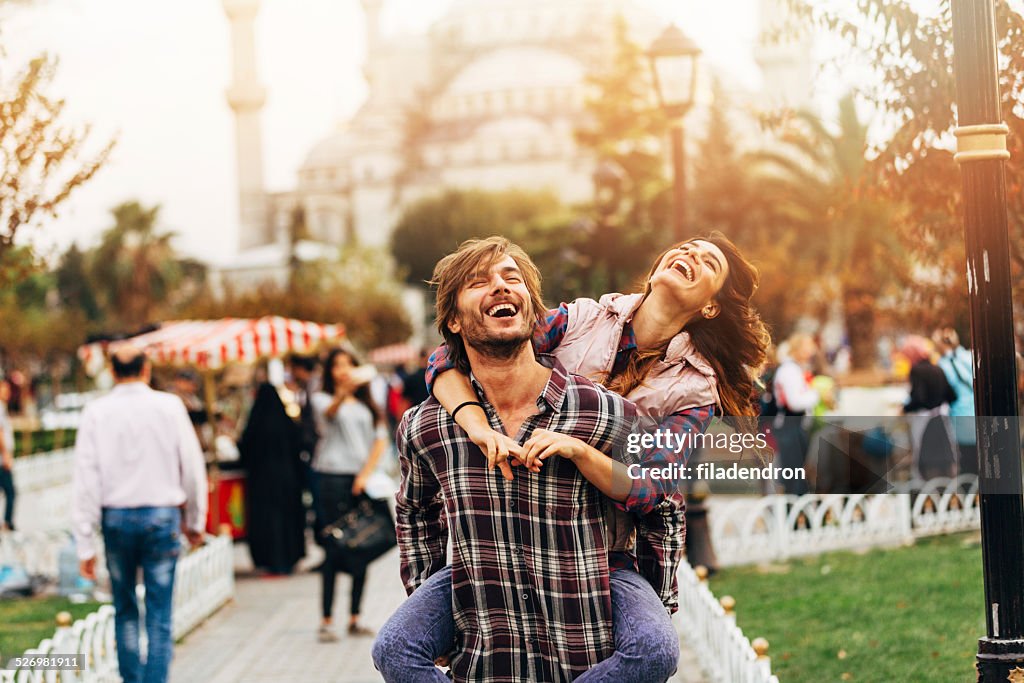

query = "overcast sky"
2;0;763;264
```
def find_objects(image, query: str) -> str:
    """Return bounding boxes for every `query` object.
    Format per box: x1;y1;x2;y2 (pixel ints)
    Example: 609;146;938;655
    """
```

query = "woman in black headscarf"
239;382;307;574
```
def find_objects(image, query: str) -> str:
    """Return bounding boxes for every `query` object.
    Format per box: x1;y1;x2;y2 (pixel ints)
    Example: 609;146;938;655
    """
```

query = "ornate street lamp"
647;24;701;243
949;1;1024;679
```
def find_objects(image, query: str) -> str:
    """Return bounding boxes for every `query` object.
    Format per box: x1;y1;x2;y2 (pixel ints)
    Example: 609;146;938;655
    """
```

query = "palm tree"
749;94;907;370
89;201;196;329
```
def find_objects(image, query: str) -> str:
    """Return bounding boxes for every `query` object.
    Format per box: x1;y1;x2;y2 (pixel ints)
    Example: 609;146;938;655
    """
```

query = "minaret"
224;0;268;250
753;0;814;111
361;0;384;58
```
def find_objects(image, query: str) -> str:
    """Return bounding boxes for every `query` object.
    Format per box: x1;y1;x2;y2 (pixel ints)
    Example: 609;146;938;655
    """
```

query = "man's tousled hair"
430;236;545;375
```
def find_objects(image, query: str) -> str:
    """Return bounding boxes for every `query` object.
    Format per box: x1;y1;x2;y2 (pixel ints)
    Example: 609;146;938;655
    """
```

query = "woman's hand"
352;472;368;496
521;429;588;471
465;426;532;480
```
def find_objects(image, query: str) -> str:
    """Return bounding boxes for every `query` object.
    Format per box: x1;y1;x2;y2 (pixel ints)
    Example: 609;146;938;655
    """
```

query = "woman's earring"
702;305;718;319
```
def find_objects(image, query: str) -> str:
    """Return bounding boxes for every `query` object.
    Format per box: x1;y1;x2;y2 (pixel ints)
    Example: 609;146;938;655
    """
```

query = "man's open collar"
468;354;567;415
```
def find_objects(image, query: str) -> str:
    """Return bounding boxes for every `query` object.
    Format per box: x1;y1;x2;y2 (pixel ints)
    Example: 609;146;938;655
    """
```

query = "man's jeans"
101;507;181;683
373;566;679;682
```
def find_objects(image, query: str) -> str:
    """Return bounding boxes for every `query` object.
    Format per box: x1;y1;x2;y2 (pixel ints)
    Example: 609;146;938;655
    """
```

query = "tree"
390;189;570;284
689;80;815;337
790;0;1024;330
572;15;677;290
747;94;908;368
183;245;412;350
0;53;113;287
574;15;672;238
55;243;100;322
88;201;205;329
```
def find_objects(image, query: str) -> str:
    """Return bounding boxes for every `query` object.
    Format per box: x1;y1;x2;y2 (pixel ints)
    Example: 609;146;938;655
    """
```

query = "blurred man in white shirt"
72;345;207;683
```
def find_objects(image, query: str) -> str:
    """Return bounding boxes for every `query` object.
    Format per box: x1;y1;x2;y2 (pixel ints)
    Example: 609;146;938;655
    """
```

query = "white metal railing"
711;475;980;567
172;533;235;639
12;450;74;493
676;561;779;683
2;533;234;682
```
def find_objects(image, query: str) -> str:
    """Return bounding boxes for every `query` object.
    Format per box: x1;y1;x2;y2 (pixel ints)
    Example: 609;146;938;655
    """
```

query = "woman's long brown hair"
607;231;771;426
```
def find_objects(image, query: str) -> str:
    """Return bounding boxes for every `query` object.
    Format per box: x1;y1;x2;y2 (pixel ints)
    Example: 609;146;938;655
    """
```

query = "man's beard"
466;335;530;361
459;313;532;361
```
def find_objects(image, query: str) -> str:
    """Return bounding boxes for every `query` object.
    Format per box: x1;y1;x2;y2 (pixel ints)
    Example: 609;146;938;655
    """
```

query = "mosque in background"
216;0;812;291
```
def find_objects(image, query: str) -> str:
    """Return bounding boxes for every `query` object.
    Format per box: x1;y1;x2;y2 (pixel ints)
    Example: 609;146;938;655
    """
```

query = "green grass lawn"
709;532;985;683
0;597;103;666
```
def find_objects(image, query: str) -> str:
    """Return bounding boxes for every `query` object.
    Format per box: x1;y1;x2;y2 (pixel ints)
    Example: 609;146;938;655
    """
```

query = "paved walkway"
171;543;707;683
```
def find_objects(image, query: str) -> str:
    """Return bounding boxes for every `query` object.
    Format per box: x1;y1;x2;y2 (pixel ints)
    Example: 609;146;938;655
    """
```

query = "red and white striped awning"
78;317;345;373
368;343;420;366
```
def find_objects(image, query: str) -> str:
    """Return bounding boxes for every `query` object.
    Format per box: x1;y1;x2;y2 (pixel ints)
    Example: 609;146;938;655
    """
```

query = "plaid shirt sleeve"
634;493;686;614
531;303;570;354
616;406;715;515
395;408;448;595
620;406;714;614
424;345;452;393
425;304;571;392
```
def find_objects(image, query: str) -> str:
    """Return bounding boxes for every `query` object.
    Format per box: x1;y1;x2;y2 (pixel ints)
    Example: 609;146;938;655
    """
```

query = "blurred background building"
216;0;813;290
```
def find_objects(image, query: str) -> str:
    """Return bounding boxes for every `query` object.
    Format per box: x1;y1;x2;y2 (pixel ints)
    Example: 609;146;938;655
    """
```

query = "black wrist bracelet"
451;401;485;421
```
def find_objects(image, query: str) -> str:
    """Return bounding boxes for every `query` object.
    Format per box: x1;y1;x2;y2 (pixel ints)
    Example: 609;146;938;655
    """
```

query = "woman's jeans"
101;507;181;683
318;473;367;619
0;466;14;528
372;566;679;682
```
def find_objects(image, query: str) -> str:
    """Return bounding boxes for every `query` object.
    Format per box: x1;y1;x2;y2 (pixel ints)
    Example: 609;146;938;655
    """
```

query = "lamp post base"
977;637;1024;681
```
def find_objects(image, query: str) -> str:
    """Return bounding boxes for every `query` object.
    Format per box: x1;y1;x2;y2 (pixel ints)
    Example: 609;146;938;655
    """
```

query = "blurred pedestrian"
933;327;977;476
311;347;388;642
287;354;321;537
0;379;15;531
72;346;207;683
238;379;307;575
901;335;957;480
400;348;431;407
169;370;210;452
772;333;821;494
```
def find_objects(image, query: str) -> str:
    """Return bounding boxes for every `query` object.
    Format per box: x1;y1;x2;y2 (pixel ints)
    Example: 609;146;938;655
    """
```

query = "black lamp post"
949;1;1024;680
592;159;626;293
647;24;701;244
647;23;717;574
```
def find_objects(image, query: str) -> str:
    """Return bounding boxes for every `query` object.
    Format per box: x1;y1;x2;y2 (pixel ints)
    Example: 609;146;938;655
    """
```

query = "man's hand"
521;429;588;471
352;472;368;496
184;529;205;549
466;427;532;480
79;557;97;581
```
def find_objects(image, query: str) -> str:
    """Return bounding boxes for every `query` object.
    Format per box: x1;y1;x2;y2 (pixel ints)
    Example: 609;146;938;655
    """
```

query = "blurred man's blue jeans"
102;507;181;683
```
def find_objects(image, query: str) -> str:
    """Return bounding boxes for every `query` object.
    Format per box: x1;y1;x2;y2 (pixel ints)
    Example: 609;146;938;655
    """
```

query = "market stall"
77;316;346;538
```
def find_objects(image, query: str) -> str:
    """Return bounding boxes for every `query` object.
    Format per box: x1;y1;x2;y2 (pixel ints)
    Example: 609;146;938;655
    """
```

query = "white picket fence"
0;529;80;580
11;450;75;533
676;561;779;683
1;534;234;682
171;534;235;639
711;475;981;567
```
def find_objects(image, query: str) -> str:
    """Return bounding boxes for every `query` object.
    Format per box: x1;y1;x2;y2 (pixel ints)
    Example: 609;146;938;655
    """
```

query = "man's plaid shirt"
396;357;637;683
427;304;716;614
